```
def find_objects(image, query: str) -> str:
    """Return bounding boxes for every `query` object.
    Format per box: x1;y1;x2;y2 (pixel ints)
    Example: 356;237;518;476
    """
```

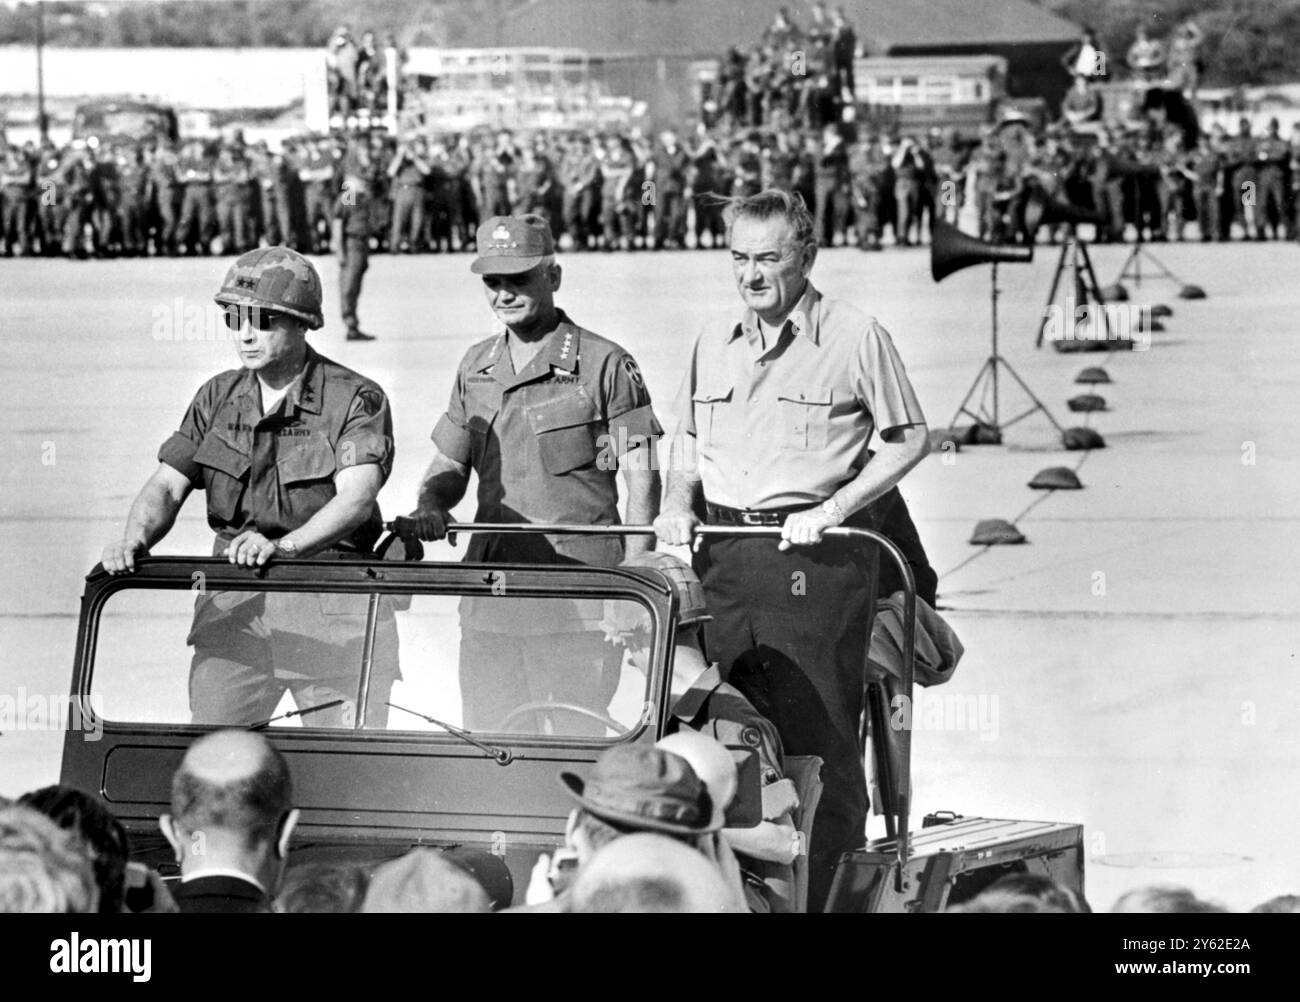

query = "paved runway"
2;238;1297;910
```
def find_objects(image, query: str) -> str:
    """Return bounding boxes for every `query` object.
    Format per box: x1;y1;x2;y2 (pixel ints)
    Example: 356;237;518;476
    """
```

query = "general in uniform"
409;214;662;733
102;247;398;727
655;189;929;911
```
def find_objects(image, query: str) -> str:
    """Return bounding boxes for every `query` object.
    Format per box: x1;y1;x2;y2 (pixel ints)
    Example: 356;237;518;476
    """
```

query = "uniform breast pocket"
691;386;734;448
193;437;251;524
277;435;338;486
776;387;833;450
527;391;600;475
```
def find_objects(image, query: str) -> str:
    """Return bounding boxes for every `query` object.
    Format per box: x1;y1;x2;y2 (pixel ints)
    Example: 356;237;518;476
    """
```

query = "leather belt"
705;501;818;527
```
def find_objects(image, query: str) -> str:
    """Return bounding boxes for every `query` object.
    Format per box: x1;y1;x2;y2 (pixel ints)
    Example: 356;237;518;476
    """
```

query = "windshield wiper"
247;699;345;731
386;701;514;765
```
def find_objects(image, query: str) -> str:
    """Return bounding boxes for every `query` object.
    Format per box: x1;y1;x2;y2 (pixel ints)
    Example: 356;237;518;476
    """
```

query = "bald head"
171;730;292;847
570;834;739;914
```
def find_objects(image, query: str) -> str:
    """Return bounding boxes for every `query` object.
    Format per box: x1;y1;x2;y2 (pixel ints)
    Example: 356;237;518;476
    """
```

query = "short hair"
275;863;369;913
721;188;817;250
577;875;688;913
981;873;1090;912
1251;894;1300;914
18;786;129;914
170;736;293;849
949;874;1090;913
0;805;99;913
362;849;491;913
1111;885;1228;914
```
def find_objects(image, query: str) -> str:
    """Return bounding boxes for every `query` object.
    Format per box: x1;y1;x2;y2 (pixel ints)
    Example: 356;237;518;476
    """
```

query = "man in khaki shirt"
655;188;929;911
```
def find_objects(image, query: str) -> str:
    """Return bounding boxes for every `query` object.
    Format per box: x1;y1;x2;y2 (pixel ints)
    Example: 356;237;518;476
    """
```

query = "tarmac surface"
2;237;1297;911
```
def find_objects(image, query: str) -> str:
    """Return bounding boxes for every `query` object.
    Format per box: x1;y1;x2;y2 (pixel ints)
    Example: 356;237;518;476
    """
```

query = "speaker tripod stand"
1035;228;1111;348
950;262;1064;437
1111;230;1205;299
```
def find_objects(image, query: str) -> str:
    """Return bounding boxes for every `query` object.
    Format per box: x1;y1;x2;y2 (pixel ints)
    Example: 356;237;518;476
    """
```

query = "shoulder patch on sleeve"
357;386;385;417
622;356;644;387
740;725;763;748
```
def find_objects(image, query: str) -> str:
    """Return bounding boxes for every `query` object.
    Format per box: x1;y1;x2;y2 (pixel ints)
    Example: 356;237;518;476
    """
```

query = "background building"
462;0;1081;124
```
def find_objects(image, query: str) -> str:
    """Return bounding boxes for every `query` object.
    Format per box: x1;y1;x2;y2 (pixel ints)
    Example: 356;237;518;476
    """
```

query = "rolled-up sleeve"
157;381;213;483
855;320;927;436
604;352;663;455
337;383;395;484
430;364;474;464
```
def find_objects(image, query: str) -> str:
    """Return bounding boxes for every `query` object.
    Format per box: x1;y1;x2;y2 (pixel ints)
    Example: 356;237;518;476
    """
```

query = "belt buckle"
740;509;776;526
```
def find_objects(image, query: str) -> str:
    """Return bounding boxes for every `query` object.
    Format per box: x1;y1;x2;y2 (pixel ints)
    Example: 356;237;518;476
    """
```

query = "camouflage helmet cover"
213;246;324;330
622;551;712;626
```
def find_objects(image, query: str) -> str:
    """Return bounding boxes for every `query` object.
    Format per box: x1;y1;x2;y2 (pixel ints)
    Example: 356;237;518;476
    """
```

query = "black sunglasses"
223;306;285;332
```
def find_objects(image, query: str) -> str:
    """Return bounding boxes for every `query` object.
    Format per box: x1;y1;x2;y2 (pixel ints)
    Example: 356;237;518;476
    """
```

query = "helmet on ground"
622;551;712;626
214;246;324;330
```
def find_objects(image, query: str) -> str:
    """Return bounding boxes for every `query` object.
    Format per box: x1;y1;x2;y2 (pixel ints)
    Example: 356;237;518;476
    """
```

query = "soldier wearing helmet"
101;247;399;727
614;551;802;912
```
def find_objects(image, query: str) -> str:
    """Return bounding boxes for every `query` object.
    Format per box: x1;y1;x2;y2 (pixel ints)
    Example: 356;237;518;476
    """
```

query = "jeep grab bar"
384;519;918;869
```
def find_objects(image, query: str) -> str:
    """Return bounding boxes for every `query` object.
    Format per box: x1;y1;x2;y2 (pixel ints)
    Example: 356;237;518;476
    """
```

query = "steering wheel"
495;701;628;736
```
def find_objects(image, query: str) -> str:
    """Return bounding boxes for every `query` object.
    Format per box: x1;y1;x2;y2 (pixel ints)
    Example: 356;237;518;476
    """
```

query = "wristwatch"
820;497;846;524
275;538;299;558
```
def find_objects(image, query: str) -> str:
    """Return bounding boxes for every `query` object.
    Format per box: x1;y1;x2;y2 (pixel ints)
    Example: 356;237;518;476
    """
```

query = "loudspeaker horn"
931;219;1033;282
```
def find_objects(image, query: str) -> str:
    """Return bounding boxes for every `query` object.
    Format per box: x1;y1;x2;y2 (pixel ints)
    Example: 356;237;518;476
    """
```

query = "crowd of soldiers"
5;110;1300;259
703;3;859;135
326;24;403;122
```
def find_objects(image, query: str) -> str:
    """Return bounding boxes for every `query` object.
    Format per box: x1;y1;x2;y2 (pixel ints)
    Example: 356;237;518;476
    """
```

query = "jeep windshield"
78;556;672;745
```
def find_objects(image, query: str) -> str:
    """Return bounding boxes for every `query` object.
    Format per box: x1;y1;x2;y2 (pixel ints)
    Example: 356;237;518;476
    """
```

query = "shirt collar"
181;867;266;893
733;282;823;347
490;309;581;376
671;662;724;723
235;344;322;416
286;344;324;414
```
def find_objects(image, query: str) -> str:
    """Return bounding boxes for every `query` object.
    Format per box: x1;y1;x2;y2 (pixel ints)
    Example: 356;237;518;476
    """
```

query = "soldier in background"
831;6;858;101
387;135;429;253
1;144;34;256
424;139;455;253
1191;131;1224;242
890;135;925;246
687;127;725;249
650;130;690;250
88;143;120;257
301;138;339;254
970;128;1002;241
927;127;965;227
1156;131;1194;242
176;139;215;256
1255;118;1289;240
59;145;100;258
1289;122;1300;242
479;131;518;220
214;141;254;256
146;140;180;256
250;140;283;248
563;134;601;251
448;134;478;252
1224;118;1257;241
731;132;763;199
599;135;635;252
32;142;61;255
848;131;886;251
335;140;376;342
813;127;849;246
114;143;147;257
